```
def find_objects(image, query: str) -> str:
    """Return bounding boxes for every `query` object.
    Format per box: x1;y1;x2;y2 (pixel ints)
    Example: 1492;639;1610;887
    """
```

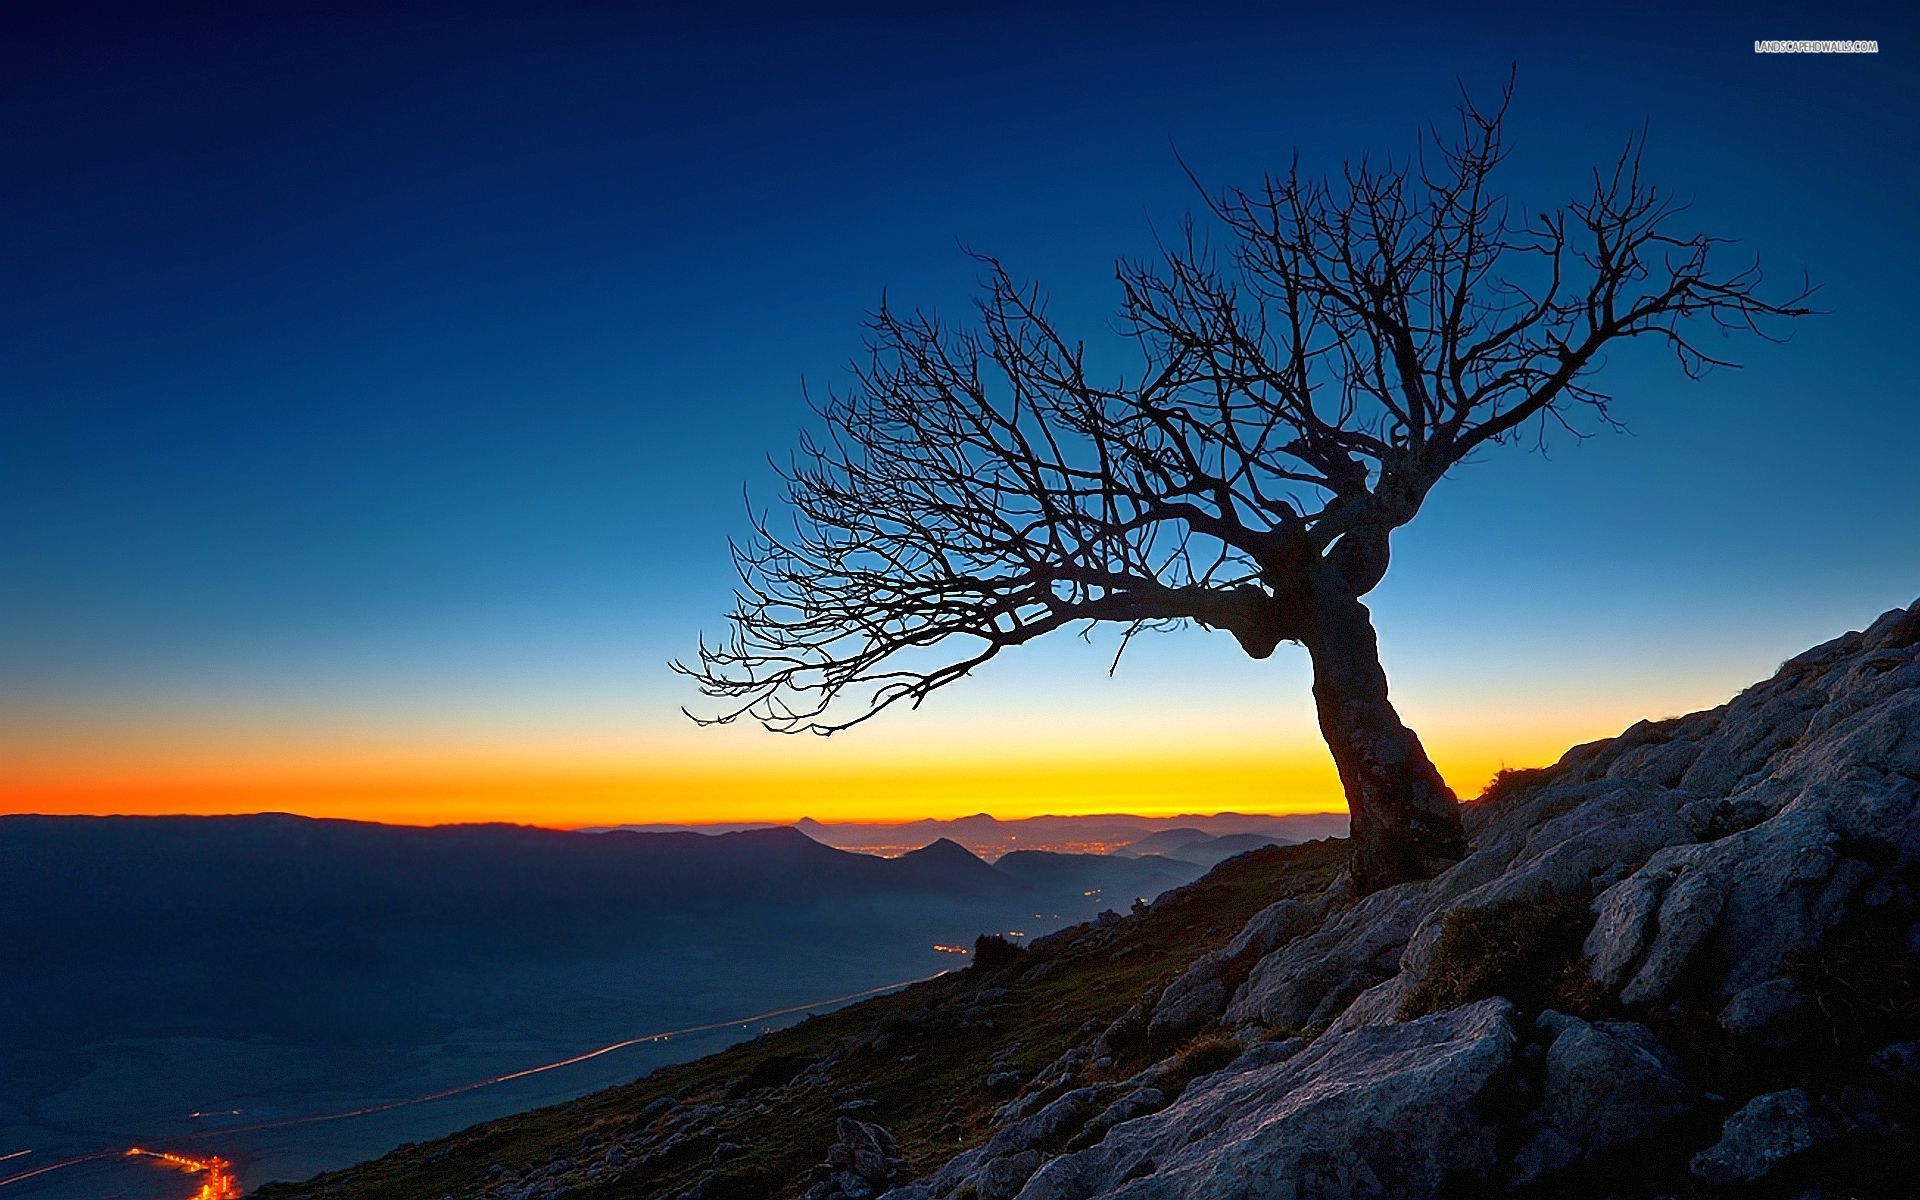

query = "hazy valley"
0;812;1332;1197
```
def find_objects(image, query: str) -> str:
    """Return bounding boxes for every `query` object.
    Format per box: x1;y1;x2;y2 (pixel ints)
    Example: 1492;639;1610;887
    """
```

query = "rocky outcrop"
899;599;1920;1200
1013;999;1520;1200
803;1119;905;1200
1148;897;1322;1035
1508;1010;1690;1184
1689;1088;1841;1186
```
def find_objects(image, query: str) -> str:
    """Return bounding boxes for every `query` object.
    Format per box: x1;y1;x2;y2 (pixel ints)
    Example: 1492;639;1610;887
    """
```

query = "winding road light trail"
0;1153;115;1189
0;970;944;1193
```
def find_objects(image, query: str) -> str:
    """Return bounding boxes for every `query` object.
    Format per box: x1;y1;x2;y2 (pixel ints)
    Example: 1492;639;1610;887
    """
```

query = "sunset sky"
4;3;1916;827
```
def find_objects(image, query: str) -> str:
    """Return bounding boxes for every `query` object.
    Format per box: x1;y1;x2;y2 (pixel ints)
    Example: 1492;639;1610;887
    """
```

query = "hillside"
252;840;1347;1200
255;598;1920;1199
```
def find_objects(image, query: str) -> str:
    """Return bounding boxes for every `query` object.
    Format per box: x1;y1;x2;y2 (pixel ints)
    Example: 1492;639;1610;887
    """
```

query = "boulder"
977;1150;1045;1200
1226;881;1426;1030
1080;1086;1167;1143
1577;609;1920;1009
1510;1012;1691;1184
803;1119;905;1200
917;1087;1109;1199
1012;999;1520;1199
1690;1089;1841;1186
1717;976;1806;1043
1146;959;1227;1037
1150;898;1319;1034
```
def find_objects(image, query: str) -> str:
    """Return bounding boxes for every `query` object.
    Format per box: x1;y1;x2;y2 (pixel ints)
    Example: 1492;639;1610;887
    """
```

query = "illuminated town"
125;1148;241;1200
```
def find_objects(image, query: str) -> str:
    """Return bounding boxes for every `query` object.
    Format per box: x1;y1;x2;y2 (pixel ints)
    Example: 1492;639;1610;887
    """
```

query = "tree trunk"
1301;581;1466;894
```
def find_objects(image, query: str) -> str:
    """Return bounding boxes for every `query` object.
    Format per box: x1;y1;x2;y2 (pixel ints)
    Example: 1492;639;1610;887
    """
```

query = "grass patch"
1159;1033;1243;1097
1398;896;1599;1021
1788;868;1920;1052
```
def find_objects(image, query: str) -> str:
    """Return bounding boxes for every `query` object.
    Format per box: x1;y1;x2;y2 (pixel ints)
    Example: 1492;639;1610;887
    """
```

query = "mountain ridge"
0;812;1208;1066
585;812;1350;857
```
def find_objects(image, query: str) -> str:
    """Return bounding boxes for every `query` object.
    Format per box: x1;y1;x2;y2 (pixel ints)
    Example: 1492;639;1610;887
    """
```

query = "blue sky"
3;2;1916;821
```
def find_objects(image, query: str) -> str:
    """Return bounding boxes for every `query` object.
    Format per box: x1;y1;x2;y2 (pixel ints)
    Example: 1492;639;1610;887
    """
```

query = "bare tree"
677;87;1811;893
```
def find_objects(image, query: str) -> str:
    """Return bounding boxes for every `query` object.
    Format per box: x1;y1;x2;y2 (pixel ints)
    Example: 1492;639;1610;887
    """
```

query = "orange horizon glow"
0;736;1578;828
3;632;1735;830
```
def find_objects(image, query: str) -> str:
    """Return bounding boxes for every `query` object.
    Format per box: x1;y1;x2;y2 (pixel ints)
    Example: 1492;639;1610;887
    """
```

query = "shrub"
1399;896;1599;1020
1161;1033;1244;1096
729;1051;810;1096
701;1165;781;1200
1100;1006;1149;1054
1476;766;1553;808
972;933;1024;971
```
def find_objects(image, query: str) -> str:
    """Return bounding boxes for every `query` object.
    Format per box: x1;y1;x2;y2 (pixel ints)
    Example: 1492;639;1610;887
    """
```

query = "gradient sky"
4;2;1916;826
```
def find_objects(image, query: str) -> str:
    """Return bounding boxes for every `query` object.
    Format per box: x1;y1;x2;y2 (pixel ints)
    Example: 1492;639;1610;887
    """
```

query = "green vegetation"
255;838;1346;1200
1398;895;1599;1021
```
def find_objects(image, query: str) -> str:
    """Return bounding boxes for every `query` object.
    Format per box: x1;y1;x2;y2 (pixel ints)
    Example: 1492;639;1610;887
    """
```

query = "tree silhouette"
678;87;1811;893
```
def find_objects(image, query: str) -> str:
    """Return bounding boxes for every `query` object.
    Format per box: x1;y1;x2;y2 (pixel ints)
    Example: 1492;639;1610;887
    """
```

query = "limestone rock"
803;1119;904;1200
1150;898;1318;1034
1717;976;1806;1042
1689;1089;1841;1185
1012;999;1520;1200
977;1150;1045;1200
1510;1011;1690;1184
1225;881;1426;1030
914;1087;1109;1199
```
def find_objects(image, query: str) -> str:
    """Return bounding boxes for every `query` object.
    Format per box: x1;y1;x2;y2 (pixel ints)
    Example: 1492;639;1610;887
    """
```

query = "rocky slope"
259;599;1920;1199
892;599;1920;1200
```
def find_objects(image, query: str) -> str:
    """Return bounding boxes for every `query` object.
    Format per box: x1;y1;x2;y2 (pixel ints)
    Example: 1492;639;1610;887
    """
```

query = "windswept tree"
677;89;1810;893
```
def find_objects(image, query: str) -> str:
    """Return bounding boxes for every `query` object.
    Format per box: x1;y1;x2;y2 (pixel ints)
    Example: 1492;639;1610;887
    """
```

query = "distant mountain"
889;837;1014;894
589;811;1351;858
991;850;1201;904
2;811;1224;1195
0;814;1208;1058
1196;830;1295;858
0;815;909;938
1120;826;1217;854
1121;830;1302;869
577;820;779;835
